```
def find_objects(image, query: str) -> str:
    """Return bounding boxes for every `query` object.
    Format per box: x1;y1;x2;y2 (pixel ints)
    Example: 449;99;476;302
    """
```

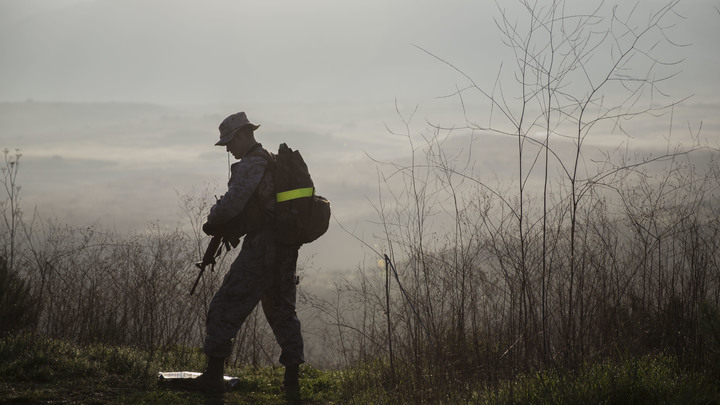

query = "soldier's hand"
202;221;223;236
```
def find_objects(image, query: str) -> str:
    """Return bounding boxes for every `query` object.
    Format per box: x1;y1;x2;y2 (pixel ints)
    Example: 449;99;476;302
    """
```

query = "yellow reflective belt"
276;187;314;203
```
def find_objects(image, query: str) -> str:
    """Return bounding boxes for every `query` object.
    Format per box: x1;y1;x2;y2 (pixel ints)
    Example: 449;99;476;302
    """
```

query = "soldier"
192;112;304;400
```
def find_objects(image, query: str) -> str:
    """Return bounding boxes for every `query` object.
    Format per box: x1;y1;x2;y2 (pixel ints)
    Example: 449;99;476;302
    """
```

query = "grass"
1;333;718;404
477;356;720;405
336;355;720;404
0;333;342;404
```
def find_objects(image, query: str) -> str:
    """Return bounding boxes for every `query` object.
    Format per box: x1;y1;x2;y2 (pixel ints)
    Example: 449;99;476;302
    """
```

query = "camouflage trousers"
203;229;304;366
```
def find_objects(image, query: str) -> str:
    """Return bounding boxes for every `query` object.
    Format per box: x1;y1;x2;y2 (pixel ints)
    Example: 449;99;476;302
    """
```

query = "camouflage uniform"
203;143;304;367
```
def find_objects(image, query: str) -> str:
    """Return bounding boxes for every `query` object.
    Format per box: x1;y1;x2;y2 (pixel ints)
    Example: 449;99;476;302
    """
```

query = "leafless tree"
335;0;719;398
1;148;23;272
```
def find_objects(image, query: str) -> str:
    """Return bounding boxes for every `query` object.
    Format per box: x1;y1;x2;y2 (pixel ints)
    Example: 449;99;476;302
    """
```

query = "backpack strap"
240;146;275;229
244;147;275;171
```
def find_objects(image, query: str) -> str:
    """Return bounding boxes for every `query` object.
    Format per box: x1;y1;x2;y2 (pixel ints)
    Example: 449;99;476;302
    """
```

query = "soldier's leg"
261;246;303;400
262;275;303;400
204;238;272;359
260;247;304;367
192;236;274;393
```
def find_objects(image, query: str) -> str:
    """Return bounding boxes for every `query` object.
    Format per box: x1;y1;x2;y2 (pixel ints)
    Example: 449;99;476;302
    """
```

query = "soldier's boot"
283;364;300;401
190;356;226;393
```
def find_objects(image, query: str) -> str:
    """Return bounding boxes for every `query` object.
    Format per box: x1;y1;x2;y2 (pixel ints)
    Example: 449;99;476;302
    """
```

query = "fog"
1;0;719;275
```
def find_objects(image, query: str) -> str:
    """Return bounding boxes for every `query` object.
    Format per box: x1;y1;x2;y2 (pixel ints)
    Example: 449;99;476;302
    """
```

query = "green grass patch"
0;333;342;404
2;333;718;404
475;356;720;405
333;355;720;404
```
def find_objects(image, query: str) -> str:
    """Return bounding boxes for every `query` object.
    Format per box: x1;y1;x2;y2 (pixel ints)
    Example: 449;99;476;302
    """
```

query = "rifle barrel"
189;265;204;295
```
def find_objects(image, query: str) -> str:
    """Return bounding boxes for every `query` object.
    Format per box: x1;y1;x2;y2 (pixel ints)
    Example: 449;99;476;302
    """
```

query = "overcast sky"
1;0;719;273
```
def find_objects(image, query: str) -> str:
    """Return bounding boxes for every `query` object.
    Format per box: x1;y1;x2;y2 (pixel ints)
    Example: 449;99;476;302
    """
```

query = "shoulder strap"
244;148;276;171
240;147;275;224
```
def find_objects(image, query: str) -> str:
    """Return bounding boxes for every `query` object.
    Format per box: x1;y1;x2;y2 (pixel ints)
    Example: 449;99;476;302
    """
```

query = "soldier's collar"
242;142;263;159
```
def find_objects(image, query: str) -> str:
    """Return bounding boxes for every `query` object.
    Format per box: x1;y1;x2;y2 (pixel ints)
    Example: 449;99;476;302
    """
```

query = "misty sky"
1;0;719;273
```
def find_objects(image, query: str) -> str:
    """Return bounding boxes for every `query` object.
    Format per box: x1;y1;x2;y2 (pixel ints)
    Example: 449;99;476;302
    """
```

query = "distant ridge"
0;101;181;132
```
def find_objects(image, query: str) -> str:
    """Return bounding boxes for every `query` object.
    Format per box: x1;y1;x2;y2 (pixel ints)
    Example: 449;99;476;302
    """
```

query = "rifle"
189;235;223;295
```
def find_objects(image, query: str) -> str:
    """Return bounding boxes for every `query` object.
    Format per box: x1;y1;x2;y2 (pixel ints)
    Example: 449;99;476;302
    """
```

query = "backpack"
249;143;330;245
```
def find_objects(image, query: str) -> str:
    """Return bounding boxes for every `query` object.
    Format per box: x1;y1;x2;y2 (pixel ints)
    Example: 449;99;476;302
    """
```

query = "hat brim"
214;124;260;146
215;135;233;146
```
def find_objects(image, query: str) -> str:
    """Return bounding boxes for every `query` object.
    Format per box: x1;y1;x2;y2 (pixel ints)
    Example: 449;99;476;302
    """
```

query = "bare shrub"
331;0;720;398
0;255;39;335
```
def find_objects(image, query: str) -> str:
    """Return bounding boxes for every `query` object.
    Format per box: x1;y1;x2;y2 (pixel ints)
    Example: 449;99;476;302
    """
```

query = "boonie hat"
216;112;260;146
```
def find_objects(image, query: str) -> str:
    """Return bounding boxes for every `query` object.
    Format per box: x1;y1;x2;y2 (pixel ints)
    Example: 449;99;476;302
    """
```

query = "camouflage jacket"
206;143;275;226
